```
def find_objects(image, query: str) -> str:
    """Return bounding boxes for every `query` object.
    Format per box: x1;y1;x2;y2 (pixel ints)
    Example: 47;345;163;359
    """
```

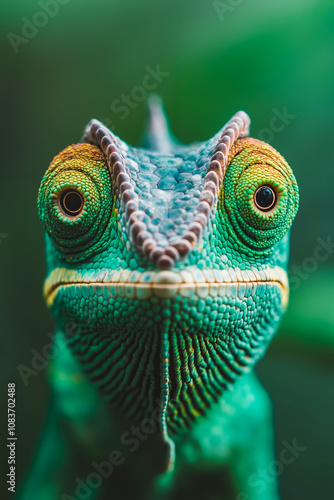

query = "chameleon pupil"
60;190;84;216
254;186;276;211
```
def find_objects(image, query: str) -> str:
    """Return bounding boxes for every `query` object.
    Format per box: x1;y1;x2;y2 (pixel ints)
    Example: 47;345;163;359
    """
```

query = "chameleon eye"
254;185;276;212
38;143;113;261
59;189;84;217
222;140;299;251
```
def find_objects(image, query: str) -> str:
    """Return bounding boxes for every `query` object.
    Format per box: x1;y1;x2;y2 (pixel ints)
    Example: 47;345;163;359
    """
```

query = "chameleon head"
38;112;298;436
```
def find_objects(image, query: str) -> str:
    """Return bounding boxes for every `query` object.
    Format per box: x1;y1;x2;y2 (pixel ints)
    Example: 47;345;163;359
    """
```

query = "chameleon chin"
21;98;298;500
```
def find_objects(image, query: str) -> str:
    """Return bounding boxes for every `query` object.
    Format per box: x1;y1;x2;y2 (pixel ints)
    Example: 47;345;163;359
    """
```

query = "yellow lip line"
45;279;286;300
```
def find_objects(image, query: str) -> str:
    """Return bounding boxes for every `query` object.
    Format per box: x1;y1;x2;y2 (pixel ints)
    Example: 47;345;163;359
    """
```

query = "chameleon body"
20;98;298;499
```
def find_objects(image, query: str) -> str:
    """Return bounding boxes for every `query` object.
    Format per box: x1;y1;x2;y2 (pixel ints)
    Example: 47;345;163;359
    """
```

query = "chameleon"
20;96;299;500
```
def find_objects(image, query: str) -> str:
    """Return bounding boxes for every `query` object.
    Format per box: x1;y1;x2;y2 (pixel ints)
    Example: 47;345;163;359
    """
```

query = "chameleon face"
38;112;298;440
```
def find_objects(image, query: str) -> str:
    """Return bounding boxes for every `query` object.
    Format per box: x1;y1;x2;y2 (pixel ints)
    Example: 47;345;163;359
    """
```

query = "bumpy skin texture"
20;104;298;500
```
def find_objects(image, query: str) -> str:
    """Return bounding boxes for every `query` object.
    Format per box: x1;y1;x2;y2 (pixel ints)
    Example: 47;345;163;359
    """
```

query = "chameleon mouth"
44;266;288;307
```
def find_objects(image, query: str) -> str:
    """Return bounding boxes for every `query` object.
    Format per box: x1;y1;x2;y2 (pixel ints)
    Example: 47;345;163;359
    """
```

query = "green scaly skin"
19;100;298;500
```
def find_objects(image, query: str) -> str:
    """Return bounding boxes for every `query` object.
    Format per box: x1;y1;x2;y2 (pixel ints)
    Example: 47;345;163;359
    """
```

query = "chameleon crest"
37;101;298;470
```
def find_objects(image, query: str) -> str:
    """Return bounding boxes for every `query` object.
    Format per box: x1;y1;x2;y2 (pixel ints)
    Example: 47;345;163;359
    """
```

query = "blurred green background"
1;0;334;498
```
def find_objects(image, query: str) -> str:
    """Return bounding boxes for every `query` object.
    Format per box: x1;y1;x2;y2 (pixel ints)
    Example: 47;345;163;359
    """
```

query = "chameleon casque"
21;98;299;500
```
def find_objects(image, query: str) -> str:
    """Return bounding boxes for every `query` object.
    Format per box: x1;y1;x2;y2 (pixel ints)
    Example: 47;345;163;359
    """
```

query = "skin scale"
20;98;298;500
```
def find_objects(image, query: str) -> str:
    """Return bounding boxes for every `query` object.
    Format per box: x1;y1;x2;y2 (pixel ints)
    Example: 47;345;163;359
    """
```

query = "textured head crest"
81;111;250;269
